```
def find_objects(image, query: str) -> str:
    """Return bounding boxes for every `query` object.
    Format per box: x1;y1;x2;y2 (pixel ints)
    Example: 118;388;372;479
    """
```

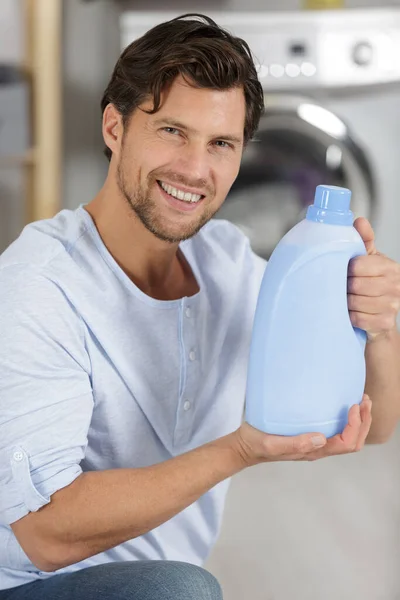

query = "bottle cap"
306;185;353;225
314;185;351;211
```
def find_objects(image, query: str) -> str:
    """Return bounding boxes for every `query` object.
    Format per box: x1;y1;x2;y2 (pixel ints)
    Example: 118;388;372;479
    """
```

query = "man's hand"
235;395;372;466
348;217;400;342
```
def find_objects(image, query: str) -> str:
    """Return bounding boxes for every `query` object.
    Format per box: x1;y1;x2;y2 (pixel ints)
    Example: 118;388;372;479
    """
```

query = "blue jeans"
0;561;223;600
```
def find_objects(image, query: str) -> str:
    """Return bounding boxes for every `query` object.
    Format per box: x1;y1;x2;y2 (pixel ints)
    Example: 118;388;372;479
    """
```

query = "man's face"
115;75;246;243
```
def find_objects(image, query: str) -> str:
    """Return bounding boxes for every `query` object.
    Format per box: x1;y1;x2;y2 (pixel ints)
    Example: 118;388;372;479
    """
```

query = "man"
0;13;399;600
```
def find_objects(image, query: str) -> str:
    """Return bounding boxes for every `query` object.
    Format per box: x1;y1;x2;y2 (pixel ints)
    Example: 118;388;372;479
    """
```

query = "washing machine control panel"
213;17;400;89
121;9;400;90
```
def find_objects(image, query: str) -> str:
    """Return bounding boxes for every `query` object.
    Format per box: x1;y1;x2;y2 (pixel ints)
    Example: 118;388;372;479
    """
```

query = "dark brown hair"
101;13;264;161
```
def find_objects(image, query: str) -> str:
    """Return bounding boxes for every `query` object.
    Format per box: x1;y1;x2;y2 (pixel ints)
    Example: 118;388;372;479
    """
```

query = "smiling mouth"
157;180;205;204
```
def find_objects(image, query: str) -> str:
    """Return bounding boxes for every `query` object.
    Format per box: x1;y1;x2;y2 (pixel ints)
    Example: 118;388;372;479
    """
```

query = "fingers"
349;310;397;334
347;294;397;314
303;395;371;461
347;275;392;297
340;402;362;450
348;254;396;277
355;394;373;450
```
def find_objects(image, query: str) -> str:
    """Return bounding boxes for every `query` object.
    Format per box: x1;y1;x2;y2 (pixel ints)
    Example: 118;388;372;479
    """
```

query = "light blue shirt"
0;206;266;590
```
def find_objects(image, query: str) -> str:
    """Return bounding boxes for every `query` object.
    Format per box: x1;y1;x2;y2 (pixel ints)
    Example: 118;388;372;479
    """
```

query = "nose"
175;140;211;185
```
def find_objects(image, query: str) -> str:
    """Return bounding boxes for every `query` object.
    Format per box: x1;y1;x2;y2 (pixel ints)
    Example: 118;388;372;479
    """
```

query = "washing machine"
121;8;400;262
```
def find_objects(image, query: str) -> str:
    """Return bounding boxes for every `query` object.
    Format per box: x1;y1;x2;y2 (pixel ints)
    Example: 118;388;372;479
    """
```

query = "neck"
84;179;198;301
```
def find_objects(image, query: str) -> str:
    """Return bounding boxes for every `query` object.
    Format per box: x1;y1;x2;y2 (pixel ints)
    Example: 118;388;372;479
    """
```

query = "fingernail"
311;435;326;447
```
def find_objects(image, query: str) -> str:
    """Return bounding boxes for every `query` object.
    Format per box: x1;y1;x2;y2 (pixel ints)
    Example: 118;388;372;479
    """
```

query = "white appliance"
121;9;400;261
120;10;400;600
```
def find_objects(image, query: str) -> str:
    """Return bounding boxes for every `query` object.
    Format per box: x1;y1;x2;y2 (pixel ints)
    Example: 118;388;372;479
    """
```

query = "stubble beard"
117;159;218;244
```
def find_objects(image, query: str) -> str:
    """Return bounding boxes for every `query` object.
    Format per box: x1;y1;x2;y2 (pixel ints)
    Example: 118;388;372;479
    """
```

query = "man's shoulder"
0;263;81;327
0;208;89;325
0;207;86;274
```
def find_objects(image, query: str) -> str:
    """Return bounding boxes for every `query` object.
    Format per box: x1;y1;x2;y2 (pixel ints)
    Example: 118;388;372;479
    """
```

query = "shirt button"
183;400;191;411
13;451;23;462
185;307;191;318
189;350;196;361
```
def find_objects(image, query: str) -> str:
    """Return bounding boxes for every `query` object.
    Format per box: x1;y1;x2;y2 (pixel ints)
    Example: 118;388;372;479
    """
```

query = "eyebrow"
153;117;243;145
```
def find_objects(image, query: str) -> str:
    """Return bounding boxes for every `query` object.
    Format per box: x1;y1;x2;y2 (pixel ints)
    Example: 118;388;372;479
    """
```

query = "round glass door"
216;94;376;259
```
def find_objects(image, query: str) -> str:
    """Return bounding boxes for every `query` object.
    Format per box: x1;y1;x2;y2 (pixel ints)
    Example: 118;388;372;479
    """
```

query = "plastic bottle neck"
306;205;354;226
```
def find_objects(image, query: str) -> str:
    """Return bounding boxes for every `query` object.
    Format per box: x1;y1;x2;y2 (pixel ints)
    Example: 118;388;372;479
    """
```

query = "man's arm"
11;397;371;574
349;218;400;443
11;432;245;573
364;329;400;443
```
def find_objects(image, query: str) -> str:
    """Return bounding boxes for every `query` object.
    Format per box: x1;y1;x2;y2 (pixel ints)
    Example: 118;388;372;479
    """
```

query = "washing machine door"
216;94;376;259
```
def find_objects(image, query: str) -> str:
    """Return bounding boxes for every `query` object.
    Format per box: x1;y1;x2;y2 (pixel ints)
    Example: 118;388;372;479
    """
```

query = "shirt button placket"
174;300;199;448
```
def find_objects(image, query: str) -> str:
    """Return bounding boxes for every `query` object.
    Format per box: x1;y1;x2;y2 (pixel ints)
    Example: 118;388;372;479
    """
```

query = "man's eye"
214;140;231;149
163;127;180;135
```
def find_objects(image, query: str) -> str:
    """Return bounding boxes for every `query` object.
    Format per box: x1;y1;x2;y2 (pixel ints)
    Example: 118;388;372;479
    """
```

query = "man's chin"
149;223;203;244
127;191;215;242
150;211;215;242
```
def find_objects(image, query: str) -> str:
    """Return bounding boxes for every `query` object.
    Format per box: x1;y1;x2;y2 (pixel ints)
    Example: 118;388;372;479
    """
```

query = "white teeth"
159;181;202;203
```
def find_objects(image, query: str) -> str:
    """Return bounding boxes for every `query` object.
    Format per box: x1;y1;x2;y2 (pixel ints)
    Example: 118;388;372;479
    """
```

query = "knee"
164;562;223;600
84;560;223;600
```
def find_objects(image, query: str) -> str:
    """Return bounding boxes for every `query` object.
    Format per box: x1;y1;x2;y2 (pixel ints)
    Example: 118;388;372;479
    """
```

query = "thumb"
353;217;377;255
264;432;327;457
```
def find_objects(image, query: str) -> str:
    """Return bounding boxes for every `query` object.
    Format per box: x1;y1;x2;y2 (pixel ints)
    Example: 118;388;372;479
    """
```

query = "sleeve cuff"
2;446;82;526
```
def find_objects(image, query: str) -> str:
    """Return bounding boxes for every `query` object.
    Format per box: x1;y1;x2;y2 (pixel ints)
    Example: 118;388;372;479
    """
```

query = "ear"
102;104;123;159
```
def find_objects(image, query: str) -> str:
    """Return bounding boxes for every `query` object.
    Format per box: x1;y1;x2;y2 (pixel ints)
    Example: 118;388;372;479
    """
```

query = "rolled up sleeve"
0;267;94;525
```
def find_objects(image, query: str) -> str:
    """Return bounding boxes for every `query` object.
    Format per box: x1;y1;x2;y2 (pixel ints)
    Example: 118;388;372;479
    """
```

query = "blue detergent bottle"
245;185;367;438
